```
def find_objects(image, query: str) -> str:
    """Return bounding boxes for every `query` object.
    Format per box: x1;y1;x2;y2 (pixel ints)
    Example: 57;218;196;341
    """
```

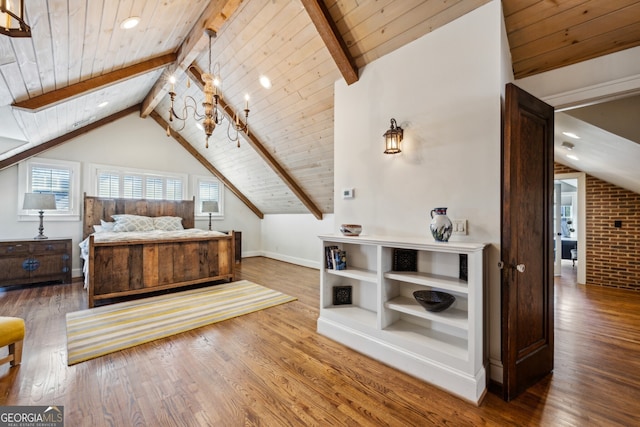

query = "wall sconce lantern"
0;0;32;37
383;118;403;154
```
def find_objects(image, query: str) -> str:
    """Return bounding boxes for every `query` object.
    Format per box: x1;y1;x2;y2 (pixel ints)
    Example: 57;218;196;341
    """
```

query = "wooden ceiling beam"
188;65;324;220
0;105;141;171
11;55;176;112
149;110;264;220
140;0;243;118
300;0;358;85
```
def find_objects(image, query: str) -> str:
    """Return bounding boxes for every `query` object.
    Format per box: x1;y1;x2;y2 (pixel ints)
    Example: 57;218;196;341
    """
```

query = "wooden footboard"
87;233;235;307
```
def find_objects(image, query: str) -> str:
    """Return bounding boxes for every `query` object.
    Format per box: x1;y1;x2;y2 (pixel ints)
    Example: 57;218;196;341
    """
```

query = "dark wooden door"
501;83;555;401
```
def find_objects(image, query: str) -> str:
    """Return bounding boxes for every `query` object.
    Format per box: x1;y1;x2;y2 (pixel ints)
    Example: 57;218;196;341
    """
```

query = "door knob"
498;261;524;272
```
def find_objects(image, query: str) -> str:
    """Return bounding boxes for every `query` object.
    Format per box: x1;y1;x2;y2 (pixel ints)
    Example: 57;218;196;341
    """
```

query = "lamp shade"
23;193;57;210
202;200;219;213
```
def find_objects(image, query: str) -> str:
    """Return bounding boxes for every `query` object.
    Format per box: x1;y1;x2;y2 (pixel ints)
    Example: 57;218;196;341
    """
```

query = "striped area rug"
66;280;296;365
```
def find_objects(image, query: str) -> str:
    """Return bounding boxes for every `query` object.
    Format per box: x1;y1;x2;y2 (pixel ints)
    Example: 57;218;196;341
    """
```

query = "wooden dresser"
0;238;72;287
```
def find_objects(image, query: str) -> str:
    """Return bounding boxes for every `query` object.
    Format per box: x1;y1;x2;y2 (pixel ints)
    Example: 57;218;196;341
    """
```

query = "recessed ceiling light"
259;75;271;89
98;101;109;108
566;154;579;161
561;141;574;150
120;16;140;30
562;131;580;139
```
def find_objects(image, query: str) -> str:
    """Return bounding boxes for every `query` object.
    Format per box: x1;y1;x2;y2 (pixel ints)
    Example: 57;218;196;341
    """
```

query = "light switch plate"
452;219;467;235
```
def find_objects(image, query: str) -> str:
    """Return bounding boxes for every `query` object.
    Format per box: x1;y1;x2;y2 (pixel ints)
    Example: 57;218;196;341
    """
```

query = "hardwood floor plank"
1;257;639;426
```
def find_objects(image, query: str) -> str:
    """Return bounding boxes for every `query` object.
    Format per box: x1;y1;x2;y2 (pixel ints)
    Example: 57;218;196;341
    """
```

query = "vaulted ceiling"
1;0;639;218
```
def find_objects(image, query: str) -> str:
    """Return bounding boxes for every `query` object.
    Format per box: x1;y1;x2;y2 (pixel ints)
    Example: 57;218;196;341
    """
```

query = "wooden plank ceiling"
504;0;640;78
0;0;638;217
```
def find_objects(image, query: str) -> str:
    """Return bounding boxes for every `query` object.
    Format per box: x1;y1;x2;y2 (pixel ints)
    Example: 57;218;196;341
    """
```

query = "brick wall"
555;163;640;291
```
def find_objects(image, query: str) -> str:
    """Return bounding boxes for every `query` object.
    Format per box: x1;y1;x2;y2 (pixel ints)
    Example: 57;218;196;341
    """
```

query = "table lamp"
202;201;219;231
23;193;57;239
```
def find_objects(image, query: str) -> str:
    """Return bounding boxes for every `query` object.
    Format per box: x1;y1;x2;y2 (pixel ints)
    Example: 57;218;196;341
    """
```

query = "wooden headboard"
83;194;195;239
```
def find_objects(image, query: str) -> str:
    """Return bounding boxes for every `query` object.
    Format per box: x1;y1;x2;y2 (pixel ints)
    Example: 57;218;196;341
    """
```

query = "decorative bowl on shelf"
339;224;362;236
413;290;455;312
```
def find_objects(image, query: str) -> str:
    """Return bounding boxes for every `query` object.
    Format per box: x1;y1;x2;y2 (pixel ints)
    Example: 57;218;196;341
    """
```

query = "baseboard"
260;251;320;269
489;357;503;383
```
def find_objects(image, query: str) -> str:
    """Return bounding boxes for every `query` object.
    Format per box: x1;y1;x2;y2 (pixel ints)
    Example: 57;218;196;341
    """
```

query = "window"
91;164;187;201
18;158;81;220
195;176;224;218
124;175;143;198
98;173;119;198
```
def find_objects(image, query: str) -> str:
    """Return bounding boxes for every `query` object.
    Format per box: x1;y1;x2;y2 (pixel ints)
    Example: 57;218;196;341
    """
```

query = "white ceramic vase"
429;207;452;242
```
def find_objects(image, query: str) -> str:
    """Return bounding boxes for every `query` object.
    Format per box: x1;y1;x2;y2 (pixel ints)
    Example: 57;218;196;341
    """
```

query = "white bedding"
79;229;228;288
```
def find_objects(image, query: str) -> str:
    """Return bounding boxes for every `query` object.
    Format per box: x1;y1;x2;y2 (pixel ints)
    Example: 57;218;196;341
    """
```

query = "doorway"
553;173;586;284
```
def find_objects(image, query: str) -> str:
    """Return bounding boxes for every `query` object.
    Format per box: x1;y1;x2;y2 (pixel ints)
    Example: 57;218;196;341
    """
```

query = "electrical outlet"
452;219;467;235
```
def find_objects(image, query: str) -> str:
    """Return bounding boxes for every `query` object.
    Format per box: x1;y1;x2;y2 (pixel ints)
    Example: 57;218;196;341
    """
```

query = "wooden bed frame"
83;195;235;307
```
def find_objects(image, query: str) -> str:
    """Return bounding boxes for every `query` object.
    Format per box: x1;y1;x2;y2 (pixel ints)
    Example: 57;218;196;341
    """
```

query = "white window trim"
89;163;188;200
194;175;224;220
17;157;81;221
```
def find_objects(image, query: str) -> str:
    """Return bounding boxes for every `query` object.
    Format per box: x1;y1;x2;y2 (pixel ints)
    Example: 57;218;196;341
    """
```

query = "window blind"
199;181;219;203
31;166;71;210
96;168;185;201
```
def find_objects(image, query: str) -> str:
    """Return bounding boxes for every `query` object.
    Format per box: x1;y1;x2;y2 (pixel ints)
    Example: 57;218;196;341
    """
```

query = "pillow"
100;220;115;232
153;216;184;231
93;225;103;233
111;214;155;232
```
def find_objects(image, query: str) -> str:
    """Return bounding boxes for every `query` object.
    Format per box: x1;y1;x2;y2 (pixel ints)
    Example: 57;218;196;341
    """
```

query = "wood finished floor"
1;257;639;426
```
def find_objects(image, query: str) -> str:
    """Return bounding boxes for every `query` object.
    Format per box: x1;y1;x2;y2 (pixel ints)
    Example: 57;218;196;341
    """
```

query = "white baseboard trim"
258;251;320;270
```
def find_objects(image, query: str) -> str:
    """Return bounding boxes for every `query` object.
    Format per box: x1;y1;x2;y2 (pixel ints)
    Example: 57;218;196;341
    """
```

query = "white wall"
0;113;261;277
260;213;335;268
333;0;506;382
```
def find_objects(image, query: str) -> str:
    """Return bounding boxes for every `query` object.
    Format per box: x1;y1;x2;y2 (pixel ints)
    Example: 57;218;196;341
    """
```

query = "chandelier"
167;29;249;148
0;0;31;37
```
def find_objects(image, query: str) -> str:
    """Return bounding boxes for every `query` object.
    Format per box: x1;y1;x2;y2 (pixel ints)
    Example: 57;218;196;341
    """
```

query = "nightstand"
0;238;72;287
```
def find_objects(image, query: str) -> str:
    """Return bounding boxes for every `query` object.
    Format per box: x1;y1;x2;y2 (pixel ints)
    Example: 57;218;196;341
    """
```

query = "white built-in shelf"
384;271;469;294
327;267;377;283
385;296;468;330
318;234;486;404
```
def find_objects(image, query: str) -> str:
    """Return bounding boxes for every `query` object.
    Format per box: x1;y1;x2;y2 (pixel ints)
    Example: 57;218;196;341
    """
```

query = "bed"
81;194;235;308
